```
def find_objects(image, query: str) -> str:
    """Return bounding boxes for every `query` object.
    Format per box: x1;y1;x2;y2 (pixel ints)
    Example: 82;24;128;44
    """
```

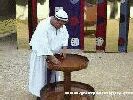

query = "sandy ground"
0;38;133;100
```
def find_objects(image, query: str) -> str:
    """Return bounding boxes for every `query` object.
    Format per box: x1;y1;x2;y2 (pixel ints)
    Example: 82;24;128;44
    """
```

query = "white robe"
28;17;69;97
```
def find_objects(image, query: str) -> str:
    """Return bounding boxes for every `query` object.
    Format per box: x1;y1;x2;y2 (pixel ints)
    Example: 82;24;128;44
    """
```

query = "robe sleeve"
29;21;53;56
62;26;69;47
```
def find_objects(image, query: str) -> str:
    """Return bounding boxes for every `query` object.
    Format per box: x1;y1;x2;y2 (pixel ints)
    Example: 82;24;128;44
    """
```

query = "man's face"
54;18;67;29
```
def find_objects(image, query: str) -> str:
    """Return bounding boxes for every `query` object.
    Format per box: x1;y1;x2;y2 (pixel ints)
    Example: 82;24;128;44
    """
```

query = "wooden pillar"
28;0;38;42
80;0;84;49
118;0;130;52
96;0;107;52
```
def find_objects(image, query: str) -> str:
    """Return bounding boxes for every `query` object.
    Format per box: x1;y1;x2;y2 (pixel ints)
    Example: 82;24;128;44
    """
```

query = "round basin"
47;54;89;72
40;81;95;100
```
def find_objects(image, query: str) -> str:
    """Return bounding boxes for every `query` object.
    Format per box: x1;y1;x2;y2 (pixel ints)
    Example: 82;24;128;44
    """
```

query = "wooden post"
28;0;38;42
118;0;130;52
96;0;107;52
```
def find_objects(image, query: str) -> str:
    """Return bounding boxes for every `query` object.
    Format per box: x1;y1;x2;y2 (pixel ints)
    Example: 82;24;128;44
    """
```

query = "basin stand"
64;71;71;100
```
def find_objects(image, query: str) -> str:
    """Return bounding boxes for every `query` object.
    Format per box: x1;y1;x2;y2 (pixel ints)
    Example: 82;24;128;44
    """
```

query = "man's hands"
60;46;67;59
47;55;61;66
47;47;68;66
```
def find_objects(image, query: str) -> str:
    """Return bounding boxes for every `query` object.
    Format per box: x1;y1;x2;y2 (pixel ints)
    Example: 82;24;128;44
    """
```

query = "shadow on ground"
0;33;17;50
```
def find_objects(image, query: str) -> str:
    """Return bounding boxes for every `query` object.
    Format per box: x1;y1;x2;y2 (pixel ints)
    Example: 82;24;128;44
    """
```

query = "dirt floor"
0;36;133;100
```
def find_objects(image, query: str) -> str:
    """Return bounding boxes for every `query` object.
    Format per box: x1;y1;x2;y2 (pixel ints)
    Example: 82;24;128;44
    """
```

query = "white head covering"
55;9;68;21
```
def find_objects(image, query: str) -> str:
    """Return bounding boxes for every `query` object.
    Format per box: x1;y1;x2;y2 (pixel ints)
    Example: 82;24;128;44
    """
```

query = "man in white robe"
28;9;69;99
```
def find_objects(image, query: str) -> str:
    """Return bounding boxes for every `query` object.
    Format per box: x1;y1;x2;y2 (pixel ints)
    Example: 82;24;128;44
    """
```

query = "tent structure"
27;0;130;52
